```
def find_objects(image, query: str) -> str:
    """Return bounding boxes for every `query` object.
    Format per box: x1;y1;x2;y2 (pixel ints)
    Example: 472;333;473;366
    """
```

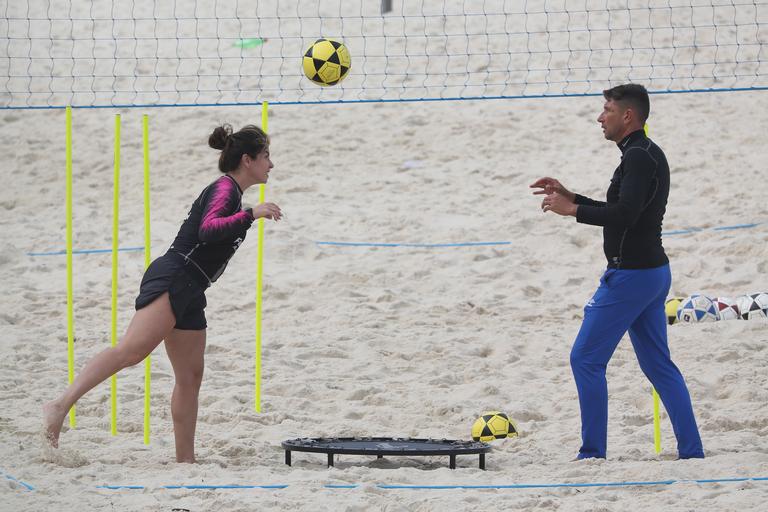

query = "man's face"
597;99;627;142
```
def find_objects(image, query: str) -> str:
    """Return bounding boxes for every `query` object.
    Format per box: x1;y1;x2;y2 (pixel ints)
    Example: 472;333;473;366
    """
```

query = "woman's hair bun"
208;123;234;150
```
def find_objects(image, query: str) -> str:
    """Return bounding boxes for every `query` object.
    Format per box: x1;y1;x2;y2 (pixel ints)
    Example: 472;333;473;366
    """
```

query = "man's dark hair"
602;83;650;123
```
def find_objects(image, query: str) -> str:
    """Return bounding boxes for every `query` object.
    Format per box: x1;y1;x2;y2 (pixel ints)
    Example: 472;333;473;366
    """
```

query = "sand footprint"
522;285;542;298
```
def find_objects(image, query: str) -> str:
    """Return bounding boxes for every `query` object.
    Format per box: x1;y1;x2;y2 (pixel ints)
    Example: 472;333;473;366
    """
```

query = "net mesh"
2;0;767;108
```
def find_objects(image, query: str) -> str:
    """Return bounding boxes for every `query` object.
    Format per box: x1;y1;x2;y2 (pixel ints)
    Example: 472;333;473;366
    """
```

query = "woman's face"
246;147;273;184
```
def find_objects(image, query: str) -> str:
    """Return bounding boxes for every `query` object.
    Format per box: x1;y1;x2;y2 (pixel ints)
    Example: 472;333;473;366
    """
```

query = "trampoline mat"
282;437;491;469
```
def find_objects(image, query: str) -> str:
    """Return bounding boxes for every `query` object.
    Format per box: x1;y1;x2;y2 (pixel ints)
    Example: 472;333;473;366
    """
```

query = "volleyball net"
2;0;767;109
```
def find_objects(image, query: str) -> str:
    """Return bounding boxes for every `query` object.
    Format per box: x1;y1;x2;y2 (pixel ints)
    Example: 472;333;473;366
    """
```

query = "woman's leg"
164;328;206;463
43;292;176;447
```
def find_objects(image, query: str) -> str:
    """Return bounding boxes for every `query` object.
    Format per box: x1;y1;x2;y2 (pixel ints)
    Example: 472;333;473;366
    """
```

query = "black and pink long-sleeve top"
168;174;254;286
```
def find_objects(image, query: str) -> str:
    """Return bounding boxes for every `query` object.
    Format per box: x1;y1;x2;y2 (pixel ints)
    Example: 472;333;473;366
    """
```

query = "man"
530;83;704;460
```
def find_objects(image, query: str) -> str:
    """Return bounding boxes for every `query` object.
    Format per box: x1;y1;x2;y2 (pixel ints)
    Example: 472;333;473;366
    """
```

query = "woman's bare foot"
42;400;67;448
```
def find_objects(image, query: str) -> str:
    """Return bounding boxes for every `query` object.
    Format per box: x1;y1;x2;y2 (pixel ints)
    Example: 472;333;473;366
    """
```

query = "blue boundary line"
662;228;703;235
3;85;768;110
164;484;289;490
24;222;764;256
97;484;289;490
1;469;35;492
315;241;512;248
663;223;762;236
27;246;145;257
97;485;145;490
712;223;760;231
373;481;677;489
93;476;768;491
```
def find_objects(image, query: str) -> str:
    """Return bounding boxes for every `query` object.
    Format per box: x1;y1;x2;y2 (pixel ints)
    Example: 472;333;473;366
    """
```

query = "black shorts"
135;254;208;330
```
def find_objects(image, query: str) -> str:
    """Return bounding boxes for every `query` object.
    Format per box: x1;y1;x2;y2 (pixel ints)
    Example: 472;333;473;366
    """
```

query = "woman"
43;123;282;463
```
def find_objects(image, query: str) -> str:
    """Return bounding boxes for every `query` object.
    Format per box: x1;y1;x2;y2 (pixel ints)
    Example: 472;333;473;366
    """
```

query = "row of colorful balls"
665;293;768;324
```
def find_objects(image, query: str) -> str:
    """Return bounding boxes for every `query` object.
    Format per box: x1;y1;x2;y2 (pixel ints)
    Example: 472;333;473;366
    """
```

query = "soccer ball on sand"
711;296;740;321
736;293;768;320
665;297;684;325
471;411;519;442
676;294;718;323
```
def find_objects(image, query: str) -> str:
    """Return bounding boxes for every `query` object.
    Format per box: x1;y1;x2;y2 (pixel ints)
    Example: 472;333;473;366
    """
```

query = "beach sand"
1;90;767;510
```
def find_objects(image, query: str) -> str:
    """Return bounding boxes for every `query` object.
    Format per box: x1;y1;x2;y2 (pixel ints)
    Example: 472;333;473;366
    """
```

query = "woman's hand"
249;202;282;221
529;177;575;202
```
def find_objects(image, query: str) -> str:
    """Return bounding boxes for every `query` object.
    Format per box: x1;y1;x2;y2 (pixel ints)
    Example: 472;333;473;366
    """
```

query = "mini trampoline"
281;437;491;469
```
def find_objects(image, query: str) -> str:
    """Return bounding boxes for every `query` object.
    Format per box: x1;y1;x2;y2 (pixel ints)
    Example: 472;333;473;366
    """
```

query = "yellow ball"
471;411;519;442
665;297;683;325
302;38;351;86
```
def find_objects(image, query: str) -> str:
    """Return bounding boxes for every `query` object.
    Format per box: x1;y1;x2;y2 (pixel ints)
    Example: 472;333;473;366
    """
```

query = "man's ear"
622;107;634;124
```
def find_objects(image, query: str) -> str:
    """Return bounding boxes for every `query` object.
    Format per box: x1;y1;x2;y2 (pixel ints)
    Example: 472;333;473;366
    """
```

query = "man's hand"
530;177;575;202
541;192;578;217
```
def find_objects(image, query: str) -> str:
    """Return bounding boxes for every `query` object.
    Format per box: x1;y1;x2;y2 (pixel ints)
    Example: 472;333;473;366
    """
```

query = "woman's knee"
175;366;204;389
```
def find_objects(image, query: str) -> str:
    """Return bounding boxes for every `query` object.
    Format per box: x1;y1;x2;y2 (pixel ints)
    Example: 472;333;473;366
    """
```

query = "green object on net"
234;38;266;48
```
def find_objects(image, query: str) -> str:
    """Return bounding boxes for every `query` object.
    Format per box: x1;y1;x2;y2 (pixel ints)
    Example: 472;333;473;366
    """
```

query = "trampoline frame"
281;437;491;469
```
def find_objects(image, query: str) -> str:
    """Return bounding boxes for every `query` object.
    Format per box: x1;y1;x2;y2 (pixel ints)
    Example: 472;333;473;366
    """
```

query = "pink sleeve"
198;177;253;242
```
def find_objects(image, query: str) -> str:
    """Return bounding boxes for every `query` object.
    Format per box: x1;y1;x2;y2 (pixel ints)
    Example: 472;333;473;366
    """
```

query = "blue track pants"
570;264;704;459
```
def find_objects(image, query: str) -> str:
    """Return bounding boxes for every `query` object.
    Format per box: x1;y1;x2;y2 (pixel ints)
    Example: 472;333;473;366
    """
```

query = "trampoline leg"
479;453;485;470
285;450;291;466
449;455;456;469
328;453;334;467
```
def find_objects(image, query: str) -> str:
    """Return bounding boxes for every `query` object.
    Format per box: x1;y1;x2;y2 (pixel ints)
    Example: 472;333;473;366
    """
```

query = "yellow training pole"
110;114;121;436
653;388;662;453
142;114;152;445
255;101;268;412
645;122;662;454
65;106;76;428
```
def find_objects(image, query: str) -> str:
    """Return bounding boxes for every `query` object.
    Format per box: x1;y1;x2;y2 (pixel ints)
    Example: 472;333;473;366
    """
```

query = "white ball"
677;294;718;323
736;293;768;320
711;297;740;321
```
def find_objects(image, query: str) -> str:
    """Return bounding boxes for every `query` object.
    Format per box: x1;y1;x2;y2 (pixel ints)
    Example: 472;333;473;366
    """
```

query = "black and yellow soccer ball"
302;38;351;86
665;297;683;325
471;411;519;442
